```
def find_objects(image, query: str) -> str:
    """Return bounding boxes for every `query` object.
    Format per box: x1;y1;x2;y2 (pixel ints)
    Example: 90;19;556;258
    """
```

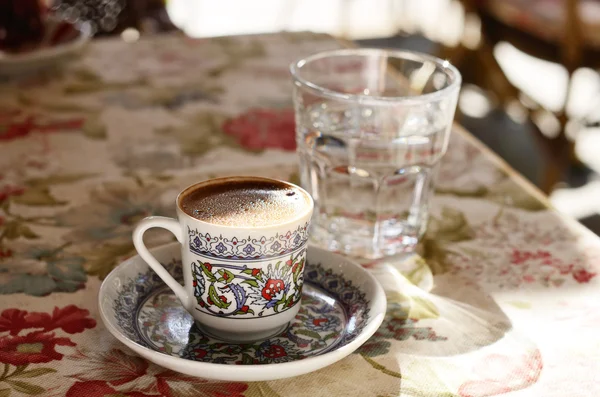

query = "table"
1;32;599;397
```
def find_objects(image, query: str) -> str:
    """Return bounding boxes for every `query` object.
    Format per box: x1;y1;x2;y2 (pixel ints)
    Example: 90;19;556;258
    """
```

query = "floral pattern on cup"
187;223;309;261
190;250;305;317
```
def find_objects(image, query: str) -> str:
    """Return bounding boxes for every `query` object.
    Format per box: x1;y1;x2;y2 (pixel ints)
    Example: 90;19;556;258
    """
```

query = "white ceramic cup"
133;176;314;342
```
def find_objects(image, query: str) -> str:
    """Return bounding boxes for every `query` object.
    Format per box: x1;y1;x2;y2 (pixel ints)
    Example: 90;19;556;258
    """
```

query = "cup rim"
176;176;314;230
290;48;462;106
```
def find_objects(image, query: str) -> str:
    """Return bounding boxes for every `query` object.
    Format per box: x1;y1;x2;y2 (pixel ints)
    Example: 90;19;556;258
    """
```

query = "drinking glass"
291;49;461;259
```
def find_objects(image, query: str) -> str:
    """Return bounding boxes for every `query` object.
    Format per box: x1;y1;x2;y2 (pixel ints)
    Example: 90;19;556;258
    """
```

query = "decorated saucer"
99;242;386;381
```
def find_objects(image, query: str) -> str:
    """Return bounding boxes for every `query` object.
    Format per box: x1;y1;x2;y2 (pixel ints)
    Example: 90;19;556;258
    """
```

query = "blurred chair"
443;0;600;192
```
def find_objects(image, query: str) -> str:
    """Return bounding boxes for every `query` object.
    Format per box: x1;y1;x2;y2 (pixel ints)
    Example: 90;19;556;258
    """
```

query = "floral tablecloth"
1;32;599;397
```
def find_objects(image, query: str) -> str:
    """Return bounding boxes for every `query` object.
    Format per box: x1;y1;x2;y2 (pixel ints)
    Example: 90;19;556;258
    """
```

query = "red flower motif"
204;262;212;272
251;268;260;277
66;381;155;397
261;279;285;301
0;331;75;365
0;309;35;335
222;108;296;151
0;184;25;203
292;260;303;275
262;344;287;359
572;268;596;283
0;110;85;142
0;247;12;259
193;348;208;359
67;349;249;397
0;305;96;336
285;259;293;267
240;305;250;313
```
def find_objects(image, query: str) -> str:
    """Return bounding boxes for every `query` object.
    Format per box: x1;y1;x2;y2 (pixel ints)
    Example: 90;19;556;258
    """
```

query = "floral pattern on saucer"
112;259;369;365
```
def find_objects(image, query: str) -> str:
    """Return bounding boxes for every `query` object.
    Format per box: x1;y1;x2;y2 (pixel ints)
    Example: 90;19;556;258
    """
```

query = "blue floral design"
215;242;226;253
187;222;309;260
0;244;87;296
242;244;255;255
192;263;206;298
255;339;296;363
305;314;342;332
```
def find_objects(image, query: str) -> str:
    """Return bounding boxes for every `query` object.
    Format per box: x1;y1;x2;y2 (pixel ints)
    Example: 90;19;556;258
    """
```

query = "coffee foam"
180;179;309;227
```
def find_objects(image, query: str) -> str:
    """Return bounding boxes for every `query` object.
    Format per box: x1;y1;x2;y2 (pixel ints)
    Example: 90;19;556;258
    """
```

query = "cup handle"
133;216;192;311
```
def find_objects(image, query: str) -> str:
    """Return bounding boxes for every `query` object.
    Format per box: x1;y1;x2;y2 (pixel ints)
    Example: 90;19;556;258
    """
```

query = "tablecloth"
0;32;599;397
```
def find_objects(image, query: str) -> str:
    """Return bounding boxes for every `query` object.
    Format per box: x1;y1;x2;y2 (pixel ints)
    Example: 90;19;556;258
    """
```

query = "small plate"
99;242;386;381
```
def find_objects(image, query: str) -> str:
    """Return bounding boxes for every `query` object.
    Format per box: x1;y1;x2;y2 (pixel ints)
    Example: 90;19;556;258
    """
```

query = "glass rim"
290;48;462;105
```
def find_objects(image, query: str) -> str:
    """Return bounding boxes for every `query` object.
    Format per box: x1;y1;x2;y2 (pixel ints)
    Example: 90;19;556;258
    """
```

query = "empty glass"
291;49;461;258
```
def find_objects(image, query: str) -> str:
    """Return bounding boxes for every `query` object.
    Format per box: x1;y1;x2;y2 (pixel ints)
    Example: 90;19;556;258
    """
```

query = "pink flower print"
222;108;296;151
458;350;542;397
0;109;85;142
572;268;596;283
0;184;25;203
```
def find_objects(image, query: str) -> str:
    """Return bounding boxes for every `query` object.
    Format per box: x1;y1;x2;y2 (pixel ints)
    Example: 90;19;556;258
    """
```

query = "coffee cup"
133;176;314;342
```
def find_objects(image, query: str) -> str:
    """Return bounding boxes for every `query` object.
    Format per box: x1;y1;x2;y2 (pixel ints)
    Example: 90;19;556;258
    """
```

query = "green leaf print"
81;116;107;140
208;284;230;309
423;207;474;275
217;269;235;284
2;221;39;240
242;279;259;288
200;264;217;283
409;296;440;320
82;241;136;279
295;329;321;339
404;256;431;287
155;111;244;157
11;187;65;206
293;259;304;284
4;380;44;395
360;354;402;379
235;308;255;315
244;382;283;397
241;354;254;365
11;368;56;379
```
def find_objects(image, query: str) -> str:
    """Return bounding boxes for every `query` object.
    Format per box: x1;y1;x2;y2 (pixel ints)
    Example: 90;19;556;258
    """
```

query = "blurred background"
3;0;600;234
